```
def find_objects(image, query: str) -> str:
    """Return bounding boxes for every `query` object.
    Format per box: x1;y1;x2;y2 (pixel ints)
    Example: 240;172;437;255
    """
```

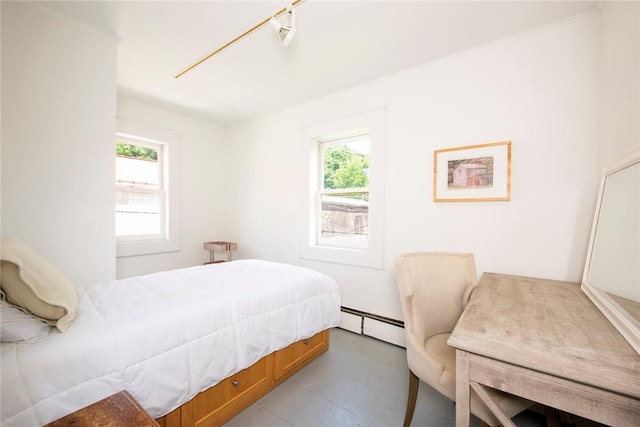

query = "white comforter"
1;260;341;426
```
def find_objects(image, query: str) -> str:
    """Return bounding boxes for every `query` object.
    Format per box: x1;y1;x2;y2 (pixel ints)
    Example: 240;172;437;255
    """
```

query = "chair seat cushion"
406;333;456;401
424;333;457;395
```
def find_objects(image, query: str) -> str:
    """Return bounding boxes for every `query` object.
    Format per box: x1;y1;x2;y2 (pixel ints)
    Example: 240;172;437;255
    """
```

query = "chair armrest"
462;283;476;308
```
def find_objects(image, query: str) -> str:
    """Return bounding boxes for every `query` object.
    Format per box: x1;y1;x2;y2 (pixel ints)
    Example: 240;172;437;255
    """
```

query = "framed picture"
433;141;511;202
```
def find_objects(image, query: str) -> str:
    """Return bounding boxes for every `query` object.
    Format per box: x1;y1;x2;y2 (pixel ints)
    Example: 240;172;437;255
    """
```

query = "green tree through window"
323;145;369;191
116;142;158;161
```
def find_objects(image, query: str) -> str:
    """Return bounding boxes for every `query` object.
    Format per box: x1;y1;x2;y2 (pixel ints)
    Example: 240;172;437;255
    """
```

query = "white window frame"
116;118;181;258
301;109;385;269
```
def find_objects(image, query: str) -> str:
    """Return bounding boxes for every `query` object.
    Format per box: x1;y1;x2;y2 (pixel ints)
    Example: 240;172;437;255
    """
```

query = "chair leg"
404;370;419;427
544;407;562;427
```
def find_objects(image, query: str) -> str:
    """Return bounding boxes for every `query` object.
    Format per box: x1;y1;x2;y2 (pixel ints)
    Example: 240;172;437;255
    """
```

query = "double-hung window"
302;109;385;269
115;119;180;258
317;134;370;249
116;139;164;240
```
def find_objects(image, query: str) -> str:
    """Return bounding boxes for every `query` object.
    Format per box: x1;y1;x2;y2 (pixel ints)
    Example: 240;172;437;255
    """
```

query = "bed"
0;240;341;427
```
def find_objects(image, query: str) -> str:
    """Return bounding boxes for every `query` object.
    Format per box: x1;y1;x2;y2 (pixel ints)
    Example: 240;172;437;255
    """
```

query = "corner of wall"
597;1;640;168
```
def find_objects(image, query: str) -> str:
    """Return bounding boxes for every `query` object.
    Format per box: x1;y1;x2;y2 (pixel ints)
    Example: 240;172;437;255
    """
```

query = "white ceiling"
36;1;596;127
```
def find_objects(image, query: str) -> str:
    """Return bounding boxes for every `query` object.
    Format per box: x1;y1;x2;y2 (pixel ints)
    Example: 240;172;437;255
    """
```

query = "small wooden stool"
203;241;237;264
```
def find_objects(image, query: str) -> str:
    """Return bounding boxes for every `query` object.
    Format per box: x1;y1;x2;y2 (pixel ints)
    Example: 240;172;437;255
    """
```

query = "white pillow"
1;299;52;342
0;238;77;332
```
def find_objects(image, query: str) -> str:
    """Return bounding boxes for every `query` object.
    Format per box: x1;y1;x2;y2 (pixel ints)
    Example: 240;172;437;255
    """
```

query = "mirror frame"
581;148;640;355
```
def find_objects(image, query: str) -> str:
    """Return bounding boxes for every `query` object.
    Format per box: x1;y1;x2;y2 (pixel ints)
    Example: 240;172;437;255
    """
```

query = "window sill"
116;238;180;258
300;244;383;270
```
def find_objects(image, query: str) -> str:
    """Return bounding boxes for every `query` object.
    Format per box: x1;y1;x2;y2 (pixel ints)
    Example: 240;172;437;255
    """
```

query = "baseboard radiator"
339;306;406;347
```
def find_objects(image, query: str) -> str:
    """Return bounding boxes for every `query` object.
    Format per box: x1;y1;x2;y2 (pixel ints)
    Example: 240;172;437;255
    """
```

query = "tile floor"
225;328;549;427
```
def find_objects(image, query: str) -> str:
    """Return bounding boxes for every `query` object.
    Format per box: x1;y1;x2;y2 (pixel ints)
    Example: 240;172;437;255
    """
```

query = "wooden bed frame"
155;329;330;427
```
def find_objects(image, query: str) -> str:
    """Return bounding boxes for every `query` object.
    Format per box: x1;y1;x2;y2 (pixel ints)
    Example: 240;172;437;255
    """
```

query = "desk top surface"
44;390;159;427
448;272;640;400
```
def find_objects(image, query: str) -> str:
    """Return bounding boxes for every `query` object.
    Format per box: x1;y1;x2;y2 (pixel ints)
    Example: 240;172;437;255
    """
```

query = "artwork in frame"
433;141;511;202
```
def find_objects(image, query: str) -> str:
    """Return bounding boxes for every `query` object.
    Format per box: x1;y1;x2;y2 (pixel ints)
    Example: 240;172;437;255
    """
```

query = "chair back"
395;252;477;344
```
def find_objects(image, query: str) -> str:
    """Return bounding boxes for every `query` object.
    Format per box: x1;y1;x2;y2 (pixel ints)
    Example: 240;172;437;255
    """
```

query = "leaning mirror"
582;148;640;355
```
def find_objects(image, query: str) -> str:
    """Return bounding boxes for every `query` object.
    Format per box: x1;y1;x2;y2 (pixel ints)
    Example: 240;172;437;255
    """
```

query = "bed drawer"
274;329;329;381
156;330;331;427
185;354;275;427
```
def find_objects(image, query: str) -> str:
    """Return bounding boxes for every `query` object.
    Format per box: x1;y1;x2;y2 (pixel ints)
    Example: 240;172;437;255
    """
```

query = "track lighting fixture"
175;0;303;79
269;4;296;47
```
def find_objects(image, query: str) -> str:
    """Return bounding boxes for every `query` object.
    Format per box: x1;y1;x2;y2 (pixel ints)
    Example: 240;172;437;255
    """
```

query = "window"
318;134;370;249
116;119;180;258
116;140;164;240
302;109;385;269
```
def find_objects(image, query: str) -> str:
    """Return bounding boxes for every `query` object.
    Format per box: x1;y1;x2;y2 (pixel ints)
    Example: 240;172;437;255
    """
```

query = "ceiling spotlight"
270;4;296;47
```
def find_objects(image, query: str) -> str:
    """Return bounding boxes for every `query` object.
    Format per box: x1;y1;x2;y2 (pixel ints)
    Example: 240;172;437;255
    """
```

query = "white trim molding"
116;118;181;258
300;108;386;269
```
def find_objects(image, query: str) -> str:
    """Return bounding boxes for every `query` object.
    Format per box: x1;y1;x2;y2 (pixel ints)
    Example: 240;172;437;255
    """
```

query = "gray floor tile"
225;405;292;427
225;328;547;427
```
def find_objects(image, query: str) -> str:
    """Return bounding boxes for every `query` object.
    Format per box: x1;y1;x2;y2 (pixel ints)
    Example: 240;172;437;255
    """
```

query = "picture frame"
433;141;511;202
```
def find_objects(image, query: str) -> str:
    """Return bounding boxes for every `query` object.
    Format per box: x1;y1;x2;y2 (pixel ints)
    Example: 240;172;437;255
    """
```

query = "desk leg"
456;350;471;427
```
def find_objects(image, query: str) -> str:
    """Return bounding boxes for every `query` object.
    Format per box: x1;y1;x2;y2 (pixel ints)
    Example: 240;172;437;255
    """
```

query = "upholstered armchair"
395;252;532;427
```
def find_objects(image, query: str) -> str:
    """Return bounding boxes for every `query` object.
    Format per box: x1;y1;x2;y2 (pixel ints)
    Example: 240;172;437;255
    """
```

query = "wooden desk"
45;390;160;427
448;273;640;427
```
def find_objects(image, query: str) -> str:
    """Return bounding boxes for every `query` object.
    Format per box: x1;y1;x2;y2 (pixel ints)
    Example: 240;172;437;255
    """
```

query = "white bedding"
1;260;341;426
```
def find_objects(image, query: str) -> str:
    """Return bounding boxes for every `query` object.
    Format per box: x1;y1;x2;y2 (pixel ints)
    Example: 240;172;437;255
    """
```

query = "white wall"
115;98;230;278
598;1;640;167
1;2;117;286
4;2;631;331
227;13;600;322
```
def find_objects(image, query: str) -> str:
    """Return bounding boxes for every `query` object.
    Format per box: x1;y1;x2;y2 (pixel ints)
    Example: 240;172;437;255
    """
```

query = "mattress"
1;260;341;426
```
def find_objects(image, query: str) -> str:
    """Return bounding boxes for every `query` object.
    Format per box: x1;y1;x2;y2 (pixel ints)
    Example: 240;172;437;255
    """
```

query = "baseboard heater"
340;306;404;333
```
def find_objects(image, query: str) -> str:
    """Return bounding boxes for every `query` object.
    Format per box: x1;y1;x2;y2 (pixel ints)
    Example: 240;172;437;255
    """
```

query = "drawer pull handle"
232;379;239;387
303;339;310;346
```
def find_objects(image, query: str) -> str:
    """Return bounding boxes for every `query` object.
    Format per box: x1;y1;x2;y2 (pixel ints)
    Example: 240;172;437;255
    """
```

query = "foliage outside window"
116;142;158;161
